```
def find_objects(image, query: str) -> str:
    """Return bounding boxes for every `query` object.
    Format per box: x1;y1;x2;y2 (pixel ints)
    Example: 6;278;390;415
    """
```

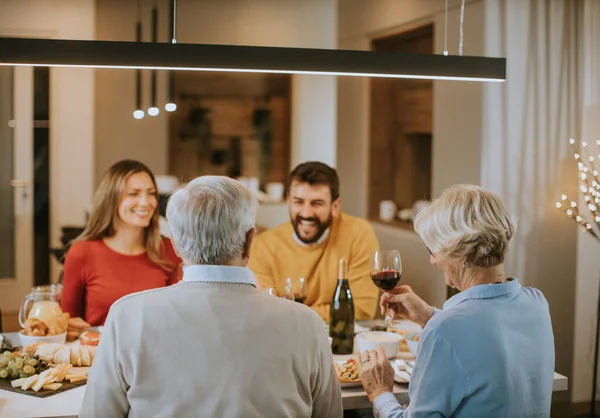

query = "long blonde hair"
71;159;175;272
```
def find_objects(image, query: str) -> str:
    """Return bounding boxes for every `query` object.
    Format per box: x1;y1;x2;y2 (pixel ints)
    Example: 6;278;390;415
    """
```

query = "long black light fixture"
133;0;144;120
164;0;177;113
0;37;505;82
147;4;159;117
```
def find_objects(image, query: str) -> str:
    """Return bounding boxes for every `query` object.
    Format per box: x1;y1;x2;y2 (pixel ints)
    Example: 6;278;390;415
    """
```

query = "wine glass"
370;250;403;326
286;277;306;304
263;285;295;301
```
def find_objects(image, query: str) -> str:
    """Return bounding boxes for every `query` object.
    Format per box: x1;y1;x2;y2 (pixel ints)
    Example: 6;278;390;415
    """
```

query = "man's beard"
292;213;333;244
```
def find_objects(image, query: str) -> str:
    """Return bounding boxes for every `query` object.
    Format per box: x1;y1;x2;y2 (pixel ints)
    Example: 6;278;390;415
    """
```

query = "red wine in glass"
371;270;401;291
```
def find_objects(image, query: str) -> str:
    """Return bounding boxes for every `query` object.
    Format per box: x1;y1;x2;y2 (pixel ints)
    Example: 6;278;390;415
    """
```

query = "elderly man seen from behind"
80;176;343;418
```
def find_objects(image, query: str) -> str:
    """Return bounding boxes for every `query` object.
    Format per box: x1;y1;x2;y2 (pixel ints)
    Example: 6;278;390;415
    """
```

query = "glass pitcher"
18;284;63;328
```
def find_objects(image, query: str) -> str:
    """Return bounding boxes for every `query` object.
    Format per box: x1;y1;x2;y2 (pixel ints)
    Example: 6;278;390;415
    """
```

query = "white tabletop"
0;332;569;417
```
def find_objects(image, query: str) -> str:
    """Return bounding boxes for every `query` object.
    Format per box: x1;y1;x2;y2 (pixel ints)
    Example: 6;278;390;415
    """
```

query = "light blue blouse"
374;279;555;418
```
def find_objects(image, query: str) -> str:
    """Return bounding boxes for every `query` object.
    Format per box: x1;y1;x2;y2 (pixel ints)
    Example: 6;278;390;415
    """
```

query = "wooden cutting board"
0;377;86;398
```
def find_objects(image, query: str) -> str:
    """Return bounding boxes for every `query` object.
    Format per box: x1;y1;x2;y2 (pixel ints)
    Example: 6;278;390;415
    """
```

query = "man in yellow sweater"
249;162;380;320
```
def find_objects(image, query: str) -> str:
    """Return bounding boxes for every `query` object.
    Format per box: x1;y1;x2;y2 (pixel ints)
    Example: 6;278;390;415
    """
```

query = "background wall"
0;0;96;290
95;0;338;184
336;0;484;219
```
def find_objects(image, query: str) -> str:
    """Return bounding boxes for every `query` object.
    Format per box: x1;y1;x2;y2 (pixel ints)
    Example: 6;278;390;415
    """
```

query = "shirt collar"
182;265;257;287
443;278;521;311
293;227;330;247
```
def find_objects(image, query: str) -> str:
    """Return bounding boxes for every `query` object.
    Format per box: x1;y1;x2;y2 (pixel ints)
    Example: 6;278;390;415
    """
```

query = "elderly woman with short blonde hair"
358;184;554;418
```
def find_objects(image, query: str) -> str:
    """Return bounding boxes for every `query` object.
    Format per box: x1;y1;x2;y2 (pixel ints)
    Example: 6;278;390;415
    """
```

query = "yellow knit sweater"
249;213;380;321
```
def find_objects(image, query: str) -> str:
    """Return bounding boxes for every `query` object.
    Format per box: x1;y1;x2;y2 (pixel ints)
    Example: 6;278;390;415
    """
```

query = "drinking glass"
286;277;306;304
262;285;295;301
370;250;403;326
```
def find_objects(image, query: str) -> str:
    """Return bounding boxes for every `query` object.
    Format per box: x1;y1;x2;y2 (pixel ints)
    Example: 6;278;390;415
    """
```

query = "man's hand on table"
380;285;434;328
357;346;395;403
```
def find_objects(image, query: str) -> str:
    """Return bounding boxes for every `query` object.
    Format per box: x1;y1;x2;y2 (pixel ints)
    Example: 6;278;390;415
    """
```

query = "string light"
557;137;600;241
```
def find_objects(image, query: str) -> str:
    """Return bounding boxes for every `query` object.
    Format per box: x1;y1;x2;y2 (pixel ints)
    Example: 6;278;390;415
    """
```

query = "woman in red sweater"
61;160;181;327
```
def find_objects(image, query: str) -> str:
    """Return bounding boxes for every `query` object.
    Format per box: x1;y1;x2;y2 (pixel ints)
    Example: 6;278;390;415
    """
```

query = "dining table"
0;330;569;417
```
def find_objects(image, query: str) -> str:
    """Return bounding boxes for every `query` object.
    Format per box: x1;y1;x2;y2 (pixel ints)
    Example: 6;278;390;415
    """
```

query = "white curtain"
573;0;600;404
481;0;582;401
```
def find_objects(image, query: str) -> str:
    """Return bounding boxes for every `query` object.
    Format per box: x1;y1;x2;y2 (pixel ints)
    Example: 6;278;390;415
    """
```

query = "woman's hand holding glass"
380;285;435;328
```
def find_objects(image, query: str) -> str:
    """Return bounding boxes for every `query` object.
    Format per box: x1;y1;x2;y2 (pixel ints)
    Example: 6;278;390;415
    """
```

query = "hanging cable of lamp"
164;0;177;112
148;1;159;117
133;0;144;119
458;0;466;56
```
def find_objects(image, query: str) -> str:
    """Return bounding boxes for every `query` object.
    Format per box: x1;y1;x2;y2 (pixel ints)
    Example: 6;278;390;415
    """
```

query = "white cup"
266;182;284;202
379;200;397;221
237;177;249;188
247;177;260;193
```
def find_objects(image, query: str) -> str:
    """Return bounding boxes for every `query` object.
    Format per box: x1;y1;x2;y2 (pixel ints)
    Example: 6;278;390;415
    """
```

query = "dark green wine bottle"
329;258;354;355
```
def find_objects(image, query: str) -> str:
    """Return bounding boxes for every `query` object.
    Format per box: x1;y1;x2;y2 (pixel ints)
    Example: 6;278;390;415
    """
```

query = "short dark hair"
285;162;340;201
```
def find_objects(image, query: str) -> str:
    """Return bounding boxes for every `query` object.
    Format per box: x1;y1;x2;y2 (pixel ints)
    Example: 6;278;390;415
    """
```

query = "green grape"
0;369;8;379
13;359;24;370
7;360;15;370
2;351;11;358
0;358;8;367
22;365;35;375
27;358;37;367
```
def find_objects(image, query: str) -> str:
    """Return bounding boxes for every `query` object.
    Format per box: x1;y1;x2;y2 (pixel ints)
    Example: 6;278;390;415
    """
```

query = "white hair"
414;184;515;268
166;176;257;265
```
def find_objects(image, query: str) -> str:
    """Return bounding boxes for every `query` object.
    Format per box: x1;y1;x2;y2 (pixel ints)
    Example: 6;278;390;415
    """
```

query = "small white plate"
392;362;411;383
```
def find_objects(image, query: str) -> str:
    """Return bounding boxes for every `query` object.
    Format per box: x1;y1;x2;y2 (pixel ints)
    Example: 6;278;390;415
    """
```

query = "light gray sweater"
79;273;343;418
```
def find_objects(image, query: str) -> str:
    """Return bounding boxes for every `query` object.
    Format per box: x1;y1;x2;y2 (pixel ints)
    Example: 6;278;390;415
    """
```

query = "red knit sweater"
60;238;181;326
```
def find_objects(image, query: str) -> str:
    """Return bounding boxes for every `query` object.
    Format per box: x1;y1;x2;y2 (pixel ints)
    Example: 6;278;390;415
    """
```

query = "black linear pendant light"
164;0;177;113
147;3;159;117
133;0;144;120
0;1;506;82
